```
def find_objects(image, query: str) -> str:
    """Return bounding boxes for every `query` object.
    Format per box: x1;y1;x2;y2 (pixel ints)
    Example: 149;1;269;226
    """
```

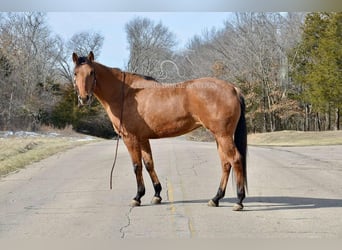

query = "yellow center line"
167;179;176;214
166;179;195;238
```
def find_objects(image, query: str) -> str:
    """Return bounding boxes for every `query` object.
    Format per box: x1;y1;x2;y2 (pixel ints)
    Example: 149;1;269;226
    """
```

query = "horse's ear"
72;52;78;65
88;51;94;62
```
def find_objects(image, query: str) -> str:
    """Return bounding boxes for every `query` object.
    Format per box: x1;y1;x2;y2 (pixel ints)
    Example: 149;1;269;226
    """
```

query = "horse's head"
72;51;96;106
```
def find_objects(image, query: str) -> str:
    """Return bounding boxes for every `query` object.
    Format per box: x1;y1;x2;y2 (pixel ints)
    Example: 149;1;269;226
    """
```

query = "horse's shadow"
156;196;342;211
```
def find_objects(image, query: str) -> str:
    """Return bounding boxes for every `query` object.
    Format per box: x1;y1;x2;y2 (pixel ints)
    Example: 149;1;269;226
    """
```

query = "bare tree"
68;31;104;57
56;31;104;84
183;13;304;132
125;17;177;81
0;12;62;130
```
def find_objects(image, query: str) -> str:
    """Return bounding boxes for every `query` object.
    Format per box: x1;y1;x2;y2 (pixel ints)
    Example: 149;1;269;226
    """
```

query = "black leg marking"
133;185;146;203
211;188;225;206
237;187;245;205
132;163;145;204
150;183;162;204
232;188;245;211
153;183;162;199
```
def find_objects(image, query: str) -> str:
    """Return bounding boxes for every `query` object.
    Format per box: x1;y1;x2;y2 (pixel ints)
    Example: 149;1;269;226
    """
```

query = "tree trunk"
305;104;309;131
335;108;340;130
263;113;267;132
6;91;14;130
316;112;321;131
326;107;331;130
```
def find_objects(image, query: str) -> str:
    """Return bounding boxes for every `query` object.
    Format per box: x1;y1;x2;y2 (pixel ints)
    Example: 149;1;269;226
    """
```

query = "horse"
72;51;247;211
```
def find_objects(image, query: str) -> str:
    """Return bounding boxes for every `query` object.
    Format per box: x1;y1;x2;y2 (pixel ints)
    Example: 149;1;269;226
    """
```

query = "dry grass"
187;128;342;146
0;136;99;177
248;130;342;146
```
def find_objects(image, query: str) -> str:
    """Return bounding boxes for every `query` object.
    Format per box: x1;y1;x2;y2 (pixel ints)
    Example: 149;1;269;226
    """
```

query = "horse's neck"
93;63;124;106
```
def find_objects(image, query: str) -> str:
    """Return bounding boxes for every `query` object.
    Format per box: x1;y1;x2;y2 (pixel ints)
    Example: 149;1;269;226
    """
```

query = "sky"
46;12;231;69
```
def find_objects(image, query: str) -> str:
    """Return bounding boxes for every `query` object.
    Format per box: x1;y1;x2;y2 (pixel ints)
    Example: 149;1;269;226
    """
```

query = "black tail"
234;94;248;192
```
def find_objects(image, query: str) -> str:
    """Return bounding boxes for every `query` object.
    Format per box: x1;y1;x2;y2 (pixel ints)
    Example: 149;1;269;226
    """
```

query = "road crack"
119;206;134;238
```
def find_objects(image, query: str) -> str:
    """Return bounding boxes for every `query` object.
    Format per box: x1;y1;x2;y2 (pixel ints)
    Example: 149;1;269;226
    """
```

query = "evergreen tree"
290;12;341;130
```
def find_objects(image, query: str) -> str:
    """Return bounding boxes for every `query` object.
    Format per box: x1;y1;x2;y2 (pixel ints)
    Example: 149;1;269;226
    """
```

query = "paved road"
0;138;341;238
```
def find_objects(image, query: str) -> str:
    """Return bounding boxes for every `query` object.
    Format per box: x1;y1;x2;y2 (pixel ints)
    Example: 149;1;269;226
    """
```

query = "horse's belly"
147;115;200;138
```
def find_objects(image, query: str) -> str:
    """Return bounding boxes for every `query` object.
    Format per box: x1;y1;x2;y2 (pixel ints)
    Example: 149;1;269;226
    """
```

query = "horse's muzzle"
78;94;93;106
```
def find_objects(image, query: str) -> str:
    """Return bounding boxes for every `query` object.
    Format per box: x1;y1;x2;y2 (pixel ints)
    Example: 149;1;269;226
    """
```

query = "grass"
0;136;99;177
188;127;342;146
248;130;342;146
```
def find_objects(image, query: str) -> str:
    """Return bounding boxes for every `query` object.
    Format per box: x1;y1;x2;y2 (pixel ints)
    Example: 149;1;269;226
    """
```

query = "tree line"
0;12;340;138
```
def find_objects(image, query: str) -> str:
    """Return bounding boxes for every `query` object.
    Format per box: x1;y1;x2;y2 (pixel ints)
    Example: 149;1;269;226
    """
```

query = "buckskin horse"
72;51;247;211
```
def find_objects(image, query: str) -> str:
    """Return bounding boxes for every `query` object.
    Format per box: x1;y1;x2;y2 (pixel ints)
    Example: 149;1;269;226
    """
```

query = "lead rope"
110;72;126;189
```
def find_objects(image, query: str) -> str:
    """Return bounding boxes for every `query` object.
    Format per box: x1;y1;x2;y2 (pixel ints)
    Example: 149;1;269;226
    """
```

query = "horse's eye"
74;72;77;76
90;71;95;76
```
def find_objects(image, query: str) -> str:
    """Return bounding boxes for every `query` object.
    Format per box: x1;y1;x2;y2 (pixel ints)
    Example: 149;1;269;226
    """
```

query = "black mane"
132;73;158;82
77;56;91;65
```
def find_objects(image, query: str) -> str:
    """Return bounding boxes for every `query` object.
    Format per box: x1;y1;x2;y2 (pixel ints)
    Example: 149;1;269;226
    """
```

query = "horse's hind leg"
208;136;232;207
141;140;162;204
209;136;245;211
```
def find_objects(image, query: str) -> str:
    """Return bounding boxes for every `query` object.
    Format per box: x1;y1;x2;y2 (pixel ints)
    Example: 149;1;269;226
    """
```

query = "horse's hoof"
130;199;141;207
232;203;243;211
151;196;162;205
208;199;218;207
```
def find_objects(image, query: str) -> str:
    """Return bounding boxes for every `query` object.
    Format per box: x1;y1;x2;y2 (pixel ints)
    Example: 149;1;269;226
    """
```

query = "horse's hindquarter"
185;78;241;134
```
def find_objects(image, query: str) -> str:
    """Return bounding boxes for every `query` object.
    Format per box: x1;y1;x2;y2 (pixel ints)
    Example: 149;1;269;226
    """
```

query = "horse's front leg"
141;140;162;204
123;136;145;207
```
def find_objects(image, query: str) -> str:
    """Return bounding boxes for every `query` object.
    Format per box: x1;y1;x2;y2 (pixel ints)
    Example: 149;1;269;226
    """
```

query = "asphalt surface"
0;138;341;238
